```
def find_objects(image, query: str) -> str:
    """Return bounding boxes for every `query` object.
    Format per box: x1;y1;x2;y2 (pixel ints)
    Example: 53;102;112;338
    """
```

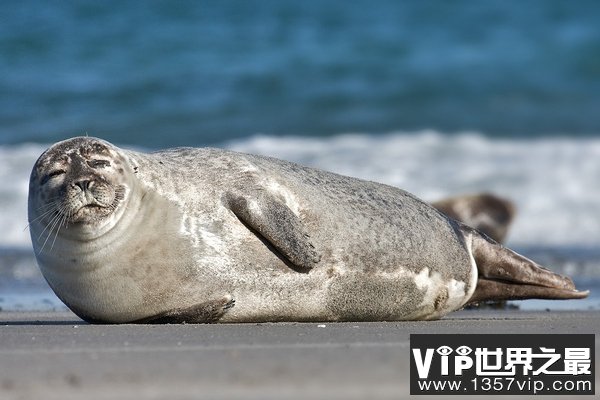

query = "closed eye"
88;159;111;169
41;170;65;185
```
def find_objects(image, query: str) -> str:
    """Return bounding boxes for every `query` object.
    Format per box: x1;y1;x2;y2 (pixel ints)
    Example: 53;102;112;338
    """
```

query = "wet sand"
0;309;598;400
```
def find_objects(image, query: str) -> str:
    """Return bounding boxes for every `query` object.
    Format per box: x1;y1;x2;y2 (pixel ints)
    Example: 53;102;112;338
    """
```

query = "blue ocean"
1;1;599;312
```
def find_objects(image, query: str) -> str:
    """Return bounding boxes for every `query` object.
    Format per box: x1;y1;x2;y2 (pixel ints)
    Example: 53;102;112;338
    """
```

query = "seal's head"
28;137;133;245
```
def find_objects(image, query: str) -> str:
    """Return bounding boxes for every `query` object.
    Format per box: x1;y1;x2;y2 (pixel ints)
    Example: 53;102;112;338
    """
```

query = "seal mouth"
69;203;112;223
70;195;124;223
74;203;109;214
79;203;106;211
64;184;126;224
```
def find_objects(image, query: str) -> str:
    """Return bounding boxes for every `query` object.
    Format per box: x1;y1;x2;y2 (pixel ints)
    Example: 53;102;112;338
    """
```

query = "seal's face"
29;137;131;243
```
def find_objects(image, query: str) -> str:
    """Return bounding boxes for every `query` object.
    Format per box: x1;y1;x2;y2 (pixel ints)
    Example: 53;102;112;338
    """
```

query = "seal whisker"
38;202;70;253
49;207;70;251
36;197;62;209
36;207;61;243
32;198;65;216
39;210;63;253
42;204;67;243
25;201;63;231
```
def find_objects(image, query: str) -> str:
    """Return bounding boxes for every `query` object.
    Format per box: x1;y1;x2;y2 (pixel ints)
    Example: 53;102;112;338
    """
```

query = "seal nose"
74;180;92;191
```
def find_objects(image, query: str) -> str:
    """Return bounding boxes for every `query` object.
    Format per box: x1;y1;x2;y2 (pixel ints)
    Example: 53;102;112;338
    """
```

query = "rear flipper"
466;228;588;304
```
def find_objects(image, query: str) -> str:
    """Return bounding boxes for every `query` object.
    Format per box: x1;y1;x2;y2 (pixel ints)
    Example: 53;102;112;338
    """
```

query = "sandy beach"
0;309;597;400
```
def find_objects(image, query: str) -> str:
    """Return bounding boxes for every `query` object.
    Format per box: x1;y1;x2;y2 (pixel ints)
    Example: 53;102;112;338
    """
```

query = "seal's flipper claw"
465;227;588;304
223;298;236;311
224;191;320;272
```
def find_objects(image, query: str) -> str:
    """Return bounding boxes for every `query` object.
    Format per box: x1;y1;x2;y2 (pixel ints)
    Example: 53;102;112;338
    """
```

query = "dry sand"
0;309;597;400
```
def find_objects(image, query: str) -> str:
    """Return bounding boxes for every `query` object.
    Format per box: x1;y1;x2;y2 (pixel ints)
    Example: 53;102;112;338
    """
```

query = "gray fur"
28;137;586;324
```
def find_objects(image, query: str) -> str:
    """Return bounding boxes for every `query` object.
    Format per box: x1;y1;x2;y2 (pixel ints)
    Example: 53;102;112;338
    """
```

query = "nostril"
74;180;91;191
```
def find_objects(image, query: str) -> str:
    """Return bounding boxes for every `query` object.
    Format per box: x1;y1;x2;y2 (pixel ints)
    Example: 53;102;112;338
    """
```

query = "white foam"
2;132;600;250
0;143;45;248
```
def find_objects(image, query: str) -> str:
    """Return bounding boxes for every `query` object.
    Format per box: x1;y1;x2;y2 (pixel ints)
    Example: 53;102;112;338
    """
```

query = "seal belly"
221;261;477;322
323;264;475;321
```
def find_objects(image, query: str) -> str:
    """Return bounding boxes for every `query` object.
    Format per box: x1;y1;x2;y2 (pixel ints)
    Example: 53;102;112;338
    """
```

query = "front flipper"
224;191;321;272
465;227;589;304
133;296;235;324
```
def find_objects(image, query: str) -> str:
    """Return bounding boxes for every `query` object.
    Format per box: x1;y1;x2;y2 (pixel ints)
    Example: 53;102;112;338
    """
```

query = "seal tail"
466;228;589;304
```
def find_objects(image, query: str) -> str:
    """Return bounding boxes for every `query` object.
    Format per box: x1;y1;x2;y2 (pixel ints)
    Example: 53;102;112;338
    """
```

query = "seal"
28;137;588;323
432;193;516;243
